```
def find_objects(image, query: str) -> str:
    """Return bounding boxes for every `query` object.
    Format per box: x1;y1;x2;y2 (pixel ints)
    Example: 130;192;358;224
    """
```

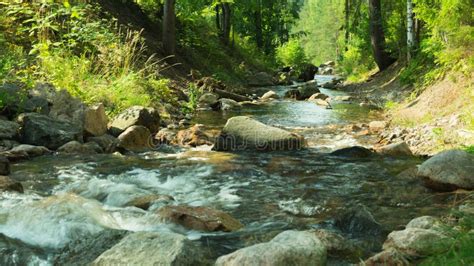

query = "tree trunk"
407;0;415;61
162;0;176;55
368;0;394;71
344;0;350;49
254;0;263;48
222;3;231;45
215;5;221;30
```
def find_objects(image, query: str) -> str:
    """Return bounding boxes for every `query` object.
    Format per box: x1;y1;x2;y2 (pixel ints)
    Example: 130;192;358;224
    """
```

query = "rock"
406;216;440;230
173;124;213;147
109;106;160;136
320;67;334;75
17;113;83;150
0;140;19;153
308;93;329;101
87;134;118;153
284;88;301;100
285;82;320;100
157;205;243;232
84;103;108;137
155;128;177;145
377;142;413;156
54;229;128;266
261;90;280;100
0;233;48;265
0;176;23;193
197;93;219;110
324;61;335;67
218;98;241;111
333;95;352;101
0;156;10;175
92;232;207;266
364;248;410;266
312;99;331;107
213;116;305;151
117;125;152;152
215;230;327;266
335;205;382;237
417;150;474;191
369;121;387;133
247;72;275;87
124;194;174;210
383;228;452;257
310;229;360;259
9;144;51;158
298;64;319;82
0;120;19;139
330;146;374;158
58;141;102;154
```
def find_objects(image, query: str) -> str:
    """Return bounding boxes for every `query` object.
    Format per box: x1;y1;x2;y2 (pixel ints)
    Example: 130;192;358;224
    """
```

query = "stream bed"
0;78;456;265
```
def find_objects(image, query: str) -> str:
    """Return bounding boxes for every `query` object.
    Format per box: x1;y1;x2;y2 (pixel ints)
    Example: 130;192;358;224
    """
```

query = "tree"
368;0;394;70
407;0;415;61
215;1;232;45
162;0;176;55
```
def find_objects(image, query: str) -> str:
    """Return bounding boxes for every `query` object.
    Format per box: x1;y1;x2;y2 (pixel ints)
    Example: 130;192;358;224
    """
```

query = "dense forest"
0;0;473;265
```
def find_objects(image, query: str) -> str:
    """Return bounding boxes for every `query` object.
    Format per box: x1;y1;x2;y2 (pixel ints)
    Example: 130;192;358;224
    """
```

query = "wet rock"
87;134;118;153
298;63;319;82
377;141;413;156
84;103;108;137
369;120;387;133
9;144;51;158
17;113;83;150
308;93;329;101
417;150;474;191
218;98;241;111
334;205;382;237
125;194;174;210
312;98;331;107
117;125;152;152
383;228;452;257
174;124;213;147
58;141;102;154
287;81;320;100
0;140;19;153
197;92;219;110
215;230;327;266
213;116;305;151
155;128;177;145
261;90;280;100
278;198;325;216
0;120;19;139
109;106;160;136
157;205;244;232
284;88;301;100
247;72;275;87
54;229;128;266
93;232;207;266
330;146;374;158
364;248;410;266
406;216;440;230
0;233;48;266
0;176;23;193
310;229;361;259
320;67;334;75
0;156;10;175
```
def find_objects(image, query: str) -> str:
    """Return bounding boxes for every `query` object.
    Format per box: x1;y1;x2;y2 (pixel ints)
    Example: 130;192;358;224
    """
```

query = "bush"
276;38;307;69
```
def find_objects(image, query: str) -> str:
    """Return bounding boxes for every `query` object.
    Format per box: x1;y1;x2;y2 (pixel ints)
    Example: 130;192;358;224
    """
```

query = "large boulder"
383;228;452;257
417;150;474;191
92;232;207;266
213;116;305;151
298;64;319;82
285;82;320;100
87;134;118;153
9;144;51;158
84;103;108;137
109;106;160;136
0;120;19;139
0;156;10;175
17;113;82;150
173;124;213;147
197;92;219;110
247;72;275;87
157;205;243;232
117;125;152;152
0;176;23;193
215;230;327;266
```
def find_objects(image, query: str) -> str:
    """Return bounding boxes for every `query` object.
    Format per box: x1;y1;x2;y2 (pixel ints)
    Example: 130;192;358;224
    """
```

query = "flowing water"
0;77;456;265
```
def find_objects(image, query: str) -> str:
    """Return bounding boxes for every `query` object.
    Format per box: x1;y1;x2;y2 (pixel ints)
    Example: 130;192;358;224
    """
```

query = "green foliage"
464;146;474;155
181;83;202;114
275;38;307;68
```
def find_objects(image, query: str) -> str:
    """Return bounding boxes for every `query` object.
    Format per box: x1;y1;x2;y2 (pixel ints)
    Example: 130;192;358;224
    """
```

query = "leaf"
63;1;70;9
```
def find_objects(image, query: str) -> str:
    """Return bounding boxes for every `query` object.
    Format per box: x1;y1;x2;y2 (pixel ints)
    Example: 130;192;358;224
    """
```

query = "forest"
0;0;473;265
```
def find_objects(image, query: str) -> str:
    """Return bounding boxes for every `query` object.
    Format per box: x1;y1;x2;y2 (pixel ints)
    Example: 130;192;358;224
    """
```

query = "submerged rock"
124;194;174;210
215;230;326;266
0;233;48;266
213;116;304;151
109;106;160;136
117;125;152;152
330;146;374;158
17;113;83;150
417;149;474;191
92;232;208;266
157;205;244;232
84;103;108;137
0;176;23;193
334;205;382;237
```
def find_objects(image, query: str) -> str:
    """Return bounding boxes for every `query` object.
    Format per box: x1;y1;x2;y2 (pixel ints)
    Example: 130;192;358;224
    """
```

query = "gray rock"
155;128;177;145
0;120;20;139
330;146;374;158
84;103;108;137
17;113;82;150
285;82;320;100
9;144;51;158
197;93;219;110
87;134;118;153
406;216;440;230
218;98;241;111
92;232;208;266
261;90;280;100
109;106;160;136
335;204;382;237
383;228;452;257
215;230;326;266
58;141;102;154
310;229;361;259
308;93;329;101
0;156;10;175
0;176;22;193
117;125;152;152
377;142;413;156
213;116;305;151
417;150;474;191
